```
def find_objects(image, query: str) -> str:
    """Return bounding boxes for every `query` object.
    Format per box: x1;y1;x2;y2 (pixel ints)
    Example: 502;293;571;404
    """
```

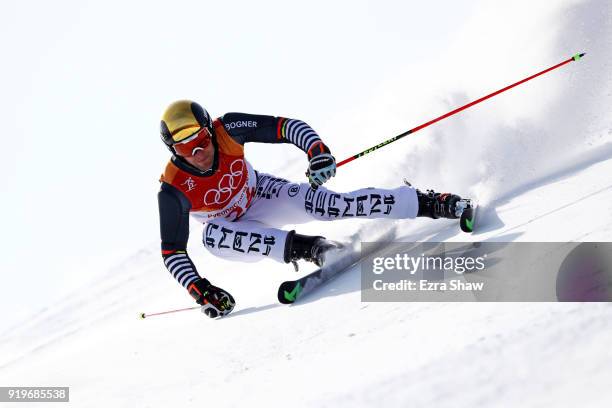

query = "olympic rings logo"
203;159;246;206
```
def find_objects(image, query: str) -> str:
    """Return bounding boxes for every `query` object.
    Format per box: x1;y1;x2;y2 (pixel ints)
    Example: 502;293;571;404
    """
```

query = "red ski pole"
337;52;586;167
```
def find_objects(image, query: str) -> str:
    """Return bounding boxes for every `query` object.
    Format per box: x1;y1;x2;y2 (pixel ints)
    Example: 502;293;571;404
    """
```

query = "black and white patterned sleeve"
158;182;203;289
277;118;321;153
162;252;200;289
220;113;324;154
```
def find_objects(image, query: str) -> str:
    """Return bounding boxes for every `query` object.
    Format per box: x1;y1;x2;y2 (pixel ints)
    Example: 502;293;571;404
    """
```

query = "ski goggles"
172;127;212;156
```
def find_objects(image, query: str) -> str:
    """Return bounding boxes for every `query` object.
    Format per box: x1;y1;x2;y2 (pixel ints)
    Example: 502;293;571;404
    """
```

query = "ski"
277;264;354;305
278;268;325;304
278;198;477;304
277;235;401;305
459;200;478;233
277;251;361;304
276;238;394;305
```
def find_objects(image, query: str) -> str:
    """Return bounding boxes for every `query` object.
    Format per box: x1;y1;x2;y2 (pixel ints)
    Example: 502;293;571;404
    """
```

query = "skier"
158;100;467;318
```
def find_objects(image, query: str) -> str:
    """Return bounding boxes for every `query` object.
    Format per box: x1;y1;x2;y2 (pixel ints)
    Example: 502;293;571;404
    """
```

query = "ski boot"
416;189;471;219
284;231;338;270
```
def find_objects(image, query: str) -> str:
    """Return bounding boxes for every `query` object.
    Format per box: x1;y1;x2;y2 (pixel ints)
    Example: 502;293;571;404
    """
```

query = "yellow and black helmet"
160;100;212;150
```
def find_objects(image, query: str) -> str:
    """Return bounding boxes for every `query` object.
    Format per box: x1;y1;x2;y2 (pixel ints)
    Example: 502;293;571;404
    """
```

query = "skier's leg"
202;218;331;266
202;219;290;263
241;172;418;227
413;189;467;219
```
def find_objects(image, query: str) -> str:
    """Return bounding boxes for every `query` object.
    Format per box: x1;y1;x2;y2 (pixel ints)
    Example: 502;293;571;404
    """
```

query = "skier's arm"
220;112;325;154
158;183;236;317
221;113;336;186
158;182;201;289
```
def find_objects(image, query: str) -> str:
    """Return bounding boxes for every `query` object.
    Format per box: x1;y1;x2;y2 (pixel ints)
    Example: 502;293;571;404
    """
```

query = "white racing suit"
158;112;417;290
202;172;418;263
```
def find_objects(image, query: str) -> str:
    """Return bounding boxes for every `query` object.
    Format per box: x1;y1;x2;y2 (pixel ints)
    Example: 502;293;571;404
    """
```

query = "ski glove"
307;141;336;189
188;278;236;318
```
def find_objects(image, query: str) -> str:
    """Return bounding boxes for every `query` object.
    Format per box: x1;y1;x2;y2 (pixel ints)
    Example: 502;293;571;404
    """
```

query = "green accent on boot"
465;217;474;232
284;282;303;302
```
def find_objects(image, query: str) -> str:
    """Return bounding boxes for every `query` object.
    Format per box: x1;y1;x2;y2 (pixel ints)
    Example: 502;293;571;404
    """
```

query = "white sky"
1;0;590;330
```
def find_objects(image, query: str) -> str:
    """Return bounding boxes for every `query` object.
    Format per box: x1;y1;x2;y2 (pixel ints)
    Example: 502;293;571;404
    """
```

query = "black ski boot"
416;189;465;219
284;231;335;269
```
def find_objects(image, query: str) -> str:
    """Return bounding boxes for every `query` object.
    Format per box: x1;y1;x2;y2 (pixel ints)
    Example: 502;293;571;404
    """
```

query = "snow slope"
4;138;612;407
1;0;612;406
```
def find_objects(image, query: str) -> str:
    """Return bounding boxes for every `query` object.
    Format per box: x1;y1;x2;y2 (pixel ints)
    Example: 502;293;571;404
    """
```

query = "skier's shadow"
225;303;282;318
288;268;362;307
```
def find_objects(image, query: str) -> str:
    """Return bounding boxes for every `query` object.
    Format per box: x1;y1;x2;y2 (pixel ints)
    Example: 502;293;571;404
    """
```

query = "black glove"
306;141;336;189
188;278;235;318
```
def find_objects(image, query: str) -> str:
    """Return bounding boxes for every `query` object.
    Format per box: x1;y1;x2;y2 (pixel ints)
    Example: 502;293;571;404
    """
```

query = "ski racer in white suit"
158;100;463;317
